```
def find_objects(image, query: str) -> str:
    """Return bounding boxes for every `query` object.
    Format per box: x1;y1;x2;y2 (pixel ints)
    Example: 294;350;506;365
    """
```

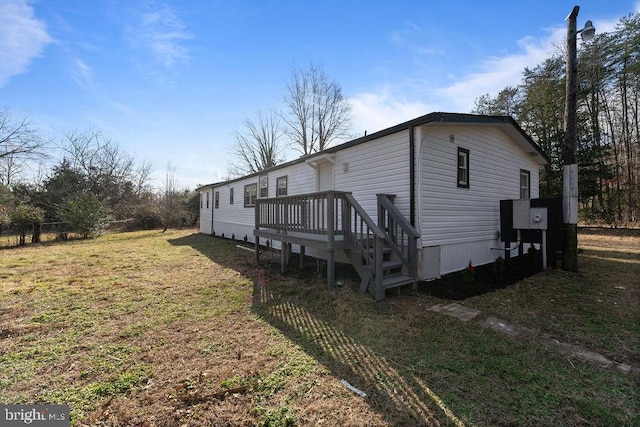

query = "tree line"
0;113;198;245
473;12;640;226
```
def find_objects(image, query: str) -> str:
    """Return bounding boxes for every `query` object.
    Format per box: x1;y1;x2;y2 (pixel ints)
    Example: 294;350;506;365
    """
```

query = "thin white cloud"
71;58;93;89
0;0;52;87
127;3;193;67
436;7;636;113
390;21;442;56
352;6;638;130
435;28;567;112
349;89;434;134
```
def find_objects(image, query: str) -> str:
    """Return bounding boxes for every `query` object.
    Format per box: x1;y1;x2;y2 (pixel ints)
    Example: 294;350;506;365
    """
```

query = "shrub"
56;193;110;238
9;204;45;245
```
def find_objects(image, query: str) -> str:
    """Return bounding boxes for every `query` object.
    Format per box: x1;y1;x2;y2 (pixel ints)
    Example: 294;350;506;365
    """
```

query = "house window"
520;170;531;199
244;183;257;207
215;191;219;209
206;191;210;208
276;176;288;196
457;147;470;188
230;187;234;205
259;175;268;198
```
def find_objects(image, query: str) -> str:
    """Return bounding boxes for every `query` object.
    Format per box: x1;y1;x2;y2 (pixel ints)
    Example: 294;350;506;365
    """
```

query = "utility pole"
562;5;594;272
562;5;580;272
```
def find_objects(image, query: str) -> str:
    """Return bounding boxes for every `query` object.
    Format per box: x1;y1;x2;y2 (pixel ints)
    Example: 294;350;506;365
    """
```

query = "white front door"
317;162;334;191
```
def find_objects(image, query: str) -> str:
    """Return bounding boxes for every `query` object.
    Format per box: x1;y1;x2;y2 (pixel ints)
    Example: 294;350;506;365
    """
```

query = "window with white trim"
206;191;210;208
215;191;219;209
457;147;470;188
230;187;234;205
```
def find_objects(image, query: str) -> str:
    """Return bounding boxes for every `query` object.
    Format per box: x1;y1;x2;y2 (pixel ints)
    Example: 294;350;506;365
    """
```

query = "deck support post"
280;243;291;274
299;245;305;269
327;249;335;290
255;200;261;264
255;236;260;263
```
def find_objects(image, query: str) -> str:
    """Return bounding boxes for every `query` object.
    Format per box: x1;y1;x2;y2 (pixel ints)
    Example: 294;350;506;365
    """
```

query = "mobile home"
199;112;548;299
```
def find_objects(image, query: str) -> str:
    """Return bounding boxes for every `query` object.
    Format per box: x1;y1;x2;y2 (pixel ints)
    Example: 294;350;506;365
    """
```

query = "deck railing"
255;190;348;236
255;190;419;295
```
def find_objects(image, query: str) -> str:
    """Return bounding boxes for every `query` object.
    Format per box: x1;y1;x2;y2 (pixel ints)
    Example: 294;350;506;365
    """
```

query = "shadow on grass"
419;253;544;301
168;232;640;426
168;233;465;426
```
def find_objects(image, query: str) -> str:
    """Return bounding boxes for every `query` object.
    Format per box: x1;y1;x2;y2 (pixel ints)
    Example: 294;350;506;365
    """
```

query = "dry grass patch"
1;227;638;426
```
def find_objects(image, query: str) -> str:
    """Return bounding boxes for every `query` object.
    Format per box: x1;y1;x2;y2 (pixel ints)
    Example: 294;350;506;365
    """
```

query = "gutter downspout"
409;126;416;227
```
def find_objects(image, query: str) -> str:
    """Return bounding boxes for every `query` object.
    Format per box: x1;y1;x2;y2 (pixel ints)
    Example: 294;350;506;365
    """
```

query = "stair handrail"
343;193;385;291
377;195;420;281
343;193;385;240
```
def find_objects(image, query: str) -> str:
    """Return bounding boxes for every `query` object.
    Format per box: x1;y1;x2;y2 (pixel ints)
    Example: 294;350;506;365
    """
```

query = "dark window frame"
520;169;531;199
457;147;470;188
230;187;234;205
206;191;210;208
214;191;219;209
276;175;288;196
244;183;257;207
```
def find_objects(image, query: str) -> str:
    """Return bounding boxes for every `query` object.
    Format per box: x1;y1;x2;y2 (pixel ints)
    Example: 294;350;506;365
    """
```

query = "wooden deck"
254;229;353;251
254;190;420;300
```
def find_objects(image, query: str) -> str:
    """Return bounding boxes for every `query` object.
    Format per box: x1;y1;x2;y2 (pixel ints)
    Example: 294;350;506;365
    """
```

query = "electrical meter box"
529;207;548;230
512;199;531;229
513;201;548;230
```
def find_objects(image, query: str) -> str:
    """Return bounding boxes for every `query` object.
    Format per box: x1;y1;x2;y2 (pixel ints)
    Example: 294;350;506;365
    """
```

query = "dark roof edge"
199;112;548;189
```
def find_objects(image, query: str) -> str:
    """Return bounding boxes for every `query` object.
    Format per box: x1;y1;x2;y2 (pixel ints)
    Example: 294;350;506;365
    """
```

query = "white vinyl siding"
208;162;316;244
334;130;410;223
419;125;540;273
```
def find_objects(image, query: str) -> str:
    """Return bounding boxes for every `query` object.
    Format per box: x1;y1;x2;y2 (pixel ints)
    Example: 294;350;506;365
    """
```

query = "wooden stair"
344;224;417;300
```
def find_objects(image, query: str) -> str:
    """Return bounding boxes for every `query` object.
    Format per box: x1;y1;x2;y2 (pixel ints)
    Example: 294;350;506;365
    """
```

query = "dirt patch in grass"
1;228;638;426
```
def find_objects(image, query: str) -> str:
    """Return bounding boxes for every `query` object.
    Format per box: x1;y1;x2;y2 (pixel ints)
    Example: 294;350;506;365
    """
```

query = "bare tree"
58;128;154;220
0;109;48;184
133;160;154;198
159;161;186;231
282;64;352;155
0;152;24;186
229;109;285;177
61;129;135;195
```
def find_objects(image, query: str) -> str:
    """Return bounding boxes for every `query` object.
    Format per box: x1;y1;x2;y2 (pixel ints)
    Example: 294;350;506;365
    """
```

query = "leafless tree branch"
282;64;352;155
230;109;285;176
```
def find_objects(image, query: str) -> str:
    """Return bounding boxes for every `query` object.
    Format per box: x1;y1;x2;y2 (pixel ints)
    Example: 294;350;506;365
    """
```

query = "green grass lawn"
1;228;638;426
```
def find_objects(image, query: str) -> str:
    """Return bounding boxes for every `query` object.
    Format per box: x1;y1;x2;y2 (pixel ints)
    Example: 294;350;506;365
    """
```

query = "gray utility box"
513;199;548;230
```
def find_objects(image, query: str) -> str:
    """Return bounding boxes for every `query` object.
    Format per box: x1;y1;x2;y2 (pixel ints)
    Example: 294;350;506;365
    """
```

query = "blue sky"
1;0;637;189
